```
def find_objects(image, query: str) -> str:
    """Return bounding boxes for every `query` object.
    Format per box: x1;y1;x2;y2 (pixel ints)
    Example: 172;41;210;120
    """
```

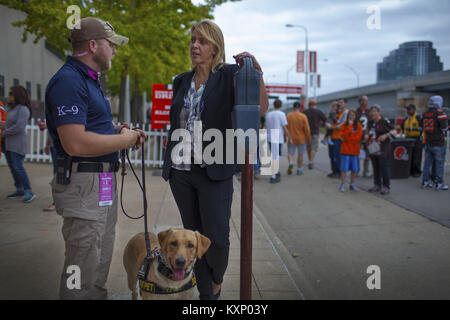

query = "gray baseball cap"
428;95;443;109
69;17;129;46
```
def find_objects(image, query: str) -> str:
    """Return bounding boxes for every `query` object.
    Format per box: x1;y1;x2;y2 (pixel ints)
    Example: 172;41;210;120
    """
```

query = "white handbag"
368;141;381;155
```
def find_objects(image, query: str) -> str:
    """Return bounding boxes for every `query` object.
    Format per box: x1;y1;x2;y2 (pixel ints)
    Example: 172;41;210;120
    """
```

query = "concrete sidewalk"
251;141;450;299
0;162;302;300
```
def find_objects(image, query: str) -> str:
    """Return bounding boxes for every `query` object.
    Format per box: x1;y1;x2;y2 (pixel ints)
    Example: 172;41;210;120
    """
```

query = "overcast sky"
194;0;450;97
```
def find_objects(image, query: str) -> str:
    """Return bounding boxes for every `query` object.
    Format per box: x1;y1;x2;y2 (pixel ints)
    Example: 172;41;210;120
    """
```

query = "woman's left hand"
378;133;388;142
233;52;262;73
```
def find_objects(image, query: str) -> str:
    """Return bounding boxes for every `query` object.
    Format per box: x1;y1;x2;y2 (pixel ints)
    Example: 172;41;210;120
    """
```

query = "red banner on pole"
296;51;304;73
151;84;172;130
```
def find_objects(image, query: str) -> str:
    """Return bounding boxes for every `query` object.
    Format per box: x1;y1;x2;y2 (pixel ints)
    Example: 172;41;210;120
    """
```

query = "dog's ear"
158;229;172;250
195;231;211;259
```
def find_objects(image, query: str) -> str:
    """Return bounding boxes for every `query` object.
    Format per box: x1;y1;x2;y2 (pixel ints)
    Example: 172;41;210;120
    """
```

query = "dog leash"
120;134;152;259
120;132;195;291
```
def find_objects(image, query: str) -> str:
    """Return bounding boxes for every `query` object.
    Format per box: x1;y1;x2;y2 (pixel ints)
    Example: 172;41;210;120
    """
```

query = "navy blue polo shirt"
45;56;118;163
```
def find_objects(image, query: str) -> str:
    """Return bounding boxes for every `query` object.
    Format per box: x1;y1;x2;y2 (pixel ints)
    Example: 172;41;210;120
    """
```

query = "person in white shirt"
265;99;292;183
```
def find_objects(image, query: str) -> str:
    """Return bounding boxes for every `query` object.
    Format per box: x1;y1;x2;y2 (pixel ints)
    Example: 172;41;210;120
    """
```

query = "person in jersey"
339;109;363;192
356;95;371;177
421;95;448;190
401;104;423;177
45;17;145;299
365;105;396;195
327;98;348;178
303;99;326;170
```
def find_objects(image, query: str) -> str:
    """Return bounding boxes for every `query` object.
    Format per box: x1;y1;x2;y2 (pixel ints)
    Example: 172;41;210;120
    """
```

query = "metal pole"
344;64;360;88
125;74;131;124
286;24;308;107
286;63;296;85
240;151;253;300
304;27;309;108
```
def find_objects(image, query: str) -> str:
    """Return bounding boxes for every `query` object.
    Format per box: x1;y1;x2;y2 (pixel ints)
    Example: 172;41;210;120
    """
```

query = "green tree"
1;0;241;122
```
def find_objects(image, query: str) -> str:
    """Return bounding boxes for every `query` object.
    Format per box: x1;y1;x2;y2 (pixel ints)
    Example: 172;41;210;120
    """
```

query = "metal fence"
25;118;167;168
22;119;450;170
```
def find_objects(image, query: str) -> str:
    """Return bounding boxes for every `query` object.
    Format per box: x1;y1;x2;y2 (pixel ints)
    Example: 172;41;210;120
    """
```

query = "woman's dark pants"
371;155;390;188
169;165;233;300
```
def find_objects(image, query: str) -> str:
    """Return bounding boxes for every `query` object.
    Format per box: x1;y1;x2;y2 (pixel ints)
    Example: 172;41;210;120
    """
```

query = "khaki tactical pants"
51;170;118;300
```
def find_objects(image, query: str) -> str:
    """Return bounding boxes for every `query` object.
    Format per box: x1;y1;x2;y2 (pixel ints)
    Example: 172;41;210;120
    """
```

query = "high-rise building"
377;41;443;82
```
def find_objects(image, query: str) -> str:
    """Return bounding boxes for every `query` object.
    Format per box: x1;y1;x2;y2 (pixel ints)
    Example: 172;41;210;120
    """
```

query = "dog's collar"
138;248;193;281
139;276;197;295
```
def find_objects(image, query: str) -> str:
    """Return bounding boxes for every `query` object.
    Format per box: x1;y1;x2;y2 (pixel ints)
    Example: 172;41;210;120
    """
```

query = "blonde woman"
162;20;268;300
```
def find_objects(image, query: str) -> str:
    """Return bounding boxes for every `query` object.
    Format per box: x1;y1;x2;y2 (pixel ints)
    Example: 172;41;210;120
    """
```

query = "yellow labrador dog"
123;228;211;300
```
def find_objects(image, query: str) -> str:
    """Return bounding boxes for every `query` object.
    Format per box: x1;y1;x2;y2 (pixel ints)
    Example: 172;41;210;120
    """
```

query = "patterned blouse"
172;73;207;171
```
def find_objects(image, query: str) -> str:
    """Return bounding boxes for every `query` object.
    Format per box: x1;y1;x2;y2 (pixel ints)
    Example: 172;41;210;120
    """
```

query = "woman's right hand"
0;121;5;130
233;52;262;73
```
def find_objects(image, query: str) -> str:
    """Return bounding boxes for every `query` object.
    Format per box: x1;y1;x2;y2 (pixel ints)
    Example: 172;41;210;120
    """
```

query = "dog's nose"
175;257;186;268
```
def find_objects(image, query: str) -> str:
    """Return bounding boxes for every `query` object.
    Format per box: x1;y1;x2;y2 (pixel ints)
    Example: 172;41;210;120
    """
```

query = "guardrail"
25;119;167;168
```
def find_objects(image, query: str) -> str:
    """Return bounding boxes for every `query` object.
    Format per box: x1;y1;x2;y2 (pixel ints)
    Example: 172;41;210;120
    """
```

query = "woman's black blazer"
162;64;240;182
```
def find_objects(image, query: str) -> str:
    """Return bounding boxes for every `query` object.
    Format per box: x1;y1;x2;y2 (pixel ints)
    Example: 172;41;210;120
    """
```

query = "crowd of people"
263;94;449;194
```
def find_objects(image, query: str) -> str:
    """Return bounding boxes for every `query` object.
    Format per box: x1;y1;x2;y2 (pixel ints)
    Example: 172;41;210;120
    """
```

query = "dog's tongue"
173;269;185;281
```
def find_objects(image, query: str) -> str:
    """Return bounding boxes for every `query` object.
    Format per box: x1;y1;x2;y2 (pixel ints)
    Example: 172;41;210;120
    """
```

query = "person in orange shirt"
339;109;363;192
286;102;311;175
0;100;6;158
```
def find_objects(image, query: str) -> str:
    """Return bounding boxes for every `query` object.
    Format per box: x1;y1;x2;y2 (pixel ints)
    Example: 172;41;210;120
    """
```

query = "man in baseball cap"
46;17;146;299
69;17;128;72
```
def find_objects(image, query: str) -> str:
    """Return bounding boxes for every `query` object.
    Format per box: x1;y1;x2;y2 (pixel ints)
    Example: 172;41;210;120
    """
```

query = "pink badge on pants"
99;173;113;207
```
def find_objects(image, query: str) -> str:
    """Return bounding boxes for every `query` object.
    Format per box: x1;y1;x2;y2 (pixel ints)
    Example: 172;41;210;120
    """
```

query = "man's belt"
74;162;120;173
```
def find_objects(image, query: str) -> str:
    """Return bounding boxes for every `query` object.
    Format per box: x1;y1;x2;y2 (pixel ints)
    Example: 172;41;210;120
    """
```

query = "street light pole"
286;63;296;85
344;64;360;88
286;24;308;107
